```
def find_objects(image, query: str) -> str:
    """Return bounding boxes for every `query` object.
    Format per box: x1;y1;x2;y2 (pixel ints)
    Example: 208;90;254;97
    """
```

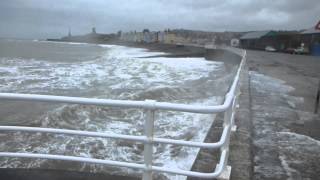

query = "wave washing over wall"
0;42;235;179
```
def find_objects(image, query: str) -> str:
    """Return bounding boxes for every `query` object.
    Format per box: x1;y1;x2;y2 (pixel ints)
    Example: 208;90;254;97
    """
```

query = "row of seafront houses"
120;29;216;45
120;29;180;44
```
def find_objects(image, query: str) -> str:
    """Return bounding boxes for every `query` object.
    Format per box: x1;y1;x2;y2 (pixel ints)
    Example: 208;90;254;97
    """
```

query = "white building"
158;31;165;43
230;38;240;47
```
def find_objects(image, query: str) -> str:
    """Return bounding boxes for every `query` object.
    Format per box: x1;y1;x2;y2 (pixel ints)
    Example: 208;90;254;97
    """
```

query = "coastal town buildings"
239;20;320;56
121;30;185;44
163;32;178;44
60;24;320;56
240;31;277;49
240;31;301;51
120;29;236;45
158;31;165;43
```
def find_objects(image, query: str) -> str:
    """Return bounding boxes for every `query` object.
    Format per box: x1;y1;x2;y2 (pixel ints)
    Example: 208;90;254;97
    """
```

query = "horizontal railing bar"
0;125;231;149
0;152;145;170
0;149;228;178
0;93;229;114
0;126;147;143
0;93;147;109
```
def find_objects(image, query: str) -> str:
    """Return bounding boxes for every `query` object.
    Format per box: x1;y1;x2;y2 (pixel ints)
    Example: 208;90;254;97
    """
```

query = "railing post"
222;101;232;154
142;100;156;180
217;99;233;180
231;92;239;132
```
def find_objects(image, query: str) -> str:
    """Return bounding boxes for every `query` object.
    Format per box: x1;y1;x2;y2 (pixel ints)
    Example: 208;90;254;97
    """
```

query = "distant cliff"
47;32;118;44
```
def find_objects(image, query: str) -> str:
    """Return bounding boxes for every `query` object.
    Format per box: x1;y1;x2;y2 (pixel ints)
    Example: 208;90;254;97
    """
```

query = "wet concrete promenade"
190;49;320;180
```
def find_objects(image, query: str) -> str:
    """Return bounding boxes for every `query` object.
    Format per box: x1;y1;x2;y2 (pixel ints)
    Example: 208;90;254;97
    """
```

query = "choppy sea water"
0;39;234;179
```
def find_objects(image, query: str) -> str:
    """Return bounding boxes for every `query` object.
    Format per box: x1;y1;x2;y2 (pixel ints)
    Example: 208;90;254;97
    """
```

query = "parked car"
265;46;276;52
284;47;295;54
293;47;310;55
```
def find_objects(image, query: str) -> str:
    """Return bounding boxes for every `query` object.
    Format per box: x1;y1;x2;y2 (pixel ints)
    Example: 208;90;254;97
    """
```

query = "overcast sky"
1;0;319;39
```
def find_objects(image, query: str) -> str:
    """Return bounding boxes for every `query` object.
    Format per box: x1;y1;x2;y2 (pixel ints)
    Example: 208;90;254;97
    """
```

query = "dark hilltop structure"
47;27;118;44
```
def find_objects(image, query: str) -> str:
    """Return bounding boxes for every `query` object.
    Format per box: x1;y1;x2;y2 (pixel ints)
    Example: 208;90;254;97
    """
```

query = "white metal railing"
0;50;246;179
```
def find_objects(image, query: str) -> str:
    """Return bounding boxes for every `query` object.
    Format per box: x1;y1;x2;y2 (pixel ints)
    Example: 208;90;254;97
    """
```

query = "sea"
0;39;234;179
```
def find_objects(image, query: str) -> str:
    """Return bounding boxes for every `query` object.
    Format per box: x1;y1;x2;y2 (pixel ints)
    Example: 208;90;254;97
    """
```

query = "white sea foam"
44;40;91;46
106;45;167;58
0;45;221;94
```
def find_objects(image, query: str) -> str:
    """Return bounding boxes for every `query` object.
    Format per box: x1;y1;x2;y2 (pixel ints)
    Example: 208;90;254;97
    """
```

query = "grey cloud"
0;0;319;39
